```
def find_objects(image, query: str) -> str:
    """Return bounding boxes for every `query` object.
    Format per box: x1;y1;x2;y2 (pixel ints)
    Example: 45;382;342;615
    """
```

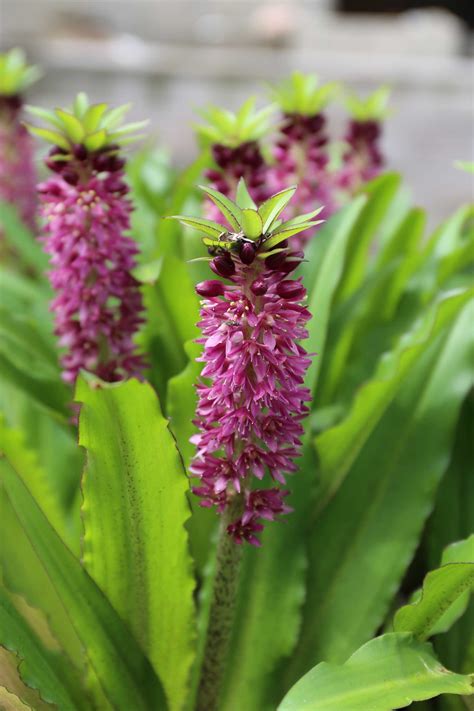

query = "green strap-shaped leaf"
304;197;366;396
76;377;196;711
315;289;474;506
286;297;474;685
278;633;474;711
1;458;168;711
0;202;48;274
0;589;84;710
336;172;400;303
0;417;71;550
394;535;474;639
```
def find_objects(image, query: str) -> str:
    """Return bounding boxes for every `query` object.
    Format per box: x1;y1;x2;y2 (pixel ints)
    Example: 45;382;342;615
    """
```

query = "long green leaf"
1;457;168;710
315;289;473;506
77;377;195;711
287;298;474;684
279;633;474;711
336;172;401;302
304;197;366;395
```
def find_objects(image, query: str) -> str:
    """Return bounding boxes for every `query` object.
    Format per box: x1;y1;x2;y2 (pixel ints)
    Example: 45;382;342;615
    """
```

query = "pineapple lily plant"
0;69;473;711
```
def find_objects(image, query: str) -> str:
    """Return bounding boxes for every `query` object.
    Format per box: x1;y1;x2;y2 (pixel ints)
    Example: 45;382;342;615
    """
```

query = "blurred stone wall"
0;0;472;224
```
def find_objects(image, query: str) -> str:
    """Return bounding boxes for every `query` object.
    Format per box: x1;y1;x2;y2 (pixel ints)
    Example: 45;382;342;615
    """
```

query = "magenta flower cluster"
39;147;145;384
190;247;312;545
266;112;335;245
0;95;36;232
337;119;384;193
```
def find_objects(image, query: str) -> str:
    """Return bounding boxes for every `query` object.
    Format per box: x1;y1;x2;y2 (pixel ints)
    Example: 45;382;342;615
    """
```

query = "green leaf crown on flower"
344;85;391;121
269;71;339;116
169;179;324;258
0;48;42;96
25;92;148;155
194;98;275;148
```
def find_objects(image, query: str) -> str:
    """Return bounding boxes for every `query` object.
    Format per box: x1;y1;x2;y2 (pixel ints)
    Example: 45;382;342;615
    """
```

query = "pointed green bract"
258;186;297;232
270;71;339;116
0;48;41;96
236;178;257;210
241;209;262;240
199;185;242;230
195;98;274;148
26;93;148;152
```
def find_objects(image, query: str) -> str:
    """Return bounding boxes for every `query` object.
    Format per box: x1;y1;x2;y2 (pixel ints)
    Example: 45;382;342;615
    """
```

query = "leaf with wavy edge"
77;376;195;711
278;633;474;711
0;687;33;710
0;648;54;710
395;536;474;639
1;458;168;711
0;588;84;710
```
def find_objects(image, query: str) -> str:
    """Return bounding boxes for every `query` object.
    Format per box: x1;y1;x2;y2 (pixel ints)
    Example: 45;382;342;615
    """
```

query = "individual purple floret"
30;93;148;384
171;181;321;545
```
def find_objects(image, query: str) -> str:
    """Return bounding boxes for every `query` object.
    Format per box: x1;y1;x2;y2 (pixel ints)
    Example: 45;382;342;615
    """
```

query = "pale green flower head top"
26;92;149;154
169;178;323;257
270;71;339;116
0;48;42;96
195;98;275;148
344;86;391;121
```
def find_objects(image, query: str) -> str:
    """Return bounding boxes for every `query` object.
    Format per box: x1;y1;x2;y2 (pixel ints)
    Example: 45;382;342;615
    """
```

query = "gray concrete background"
1;0;473;225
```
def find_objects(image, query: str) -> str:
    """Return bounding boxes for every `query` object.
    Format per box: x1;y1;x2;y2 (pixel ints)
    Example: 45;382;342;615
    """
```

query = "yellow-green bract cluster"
169;179;324;258
26;92;148;153
0;48;41;96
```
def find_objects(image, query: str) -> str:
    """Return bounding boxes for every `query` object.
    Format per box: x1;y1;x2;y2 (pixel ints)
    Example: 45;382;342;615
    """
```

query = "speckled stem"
196;496;244;711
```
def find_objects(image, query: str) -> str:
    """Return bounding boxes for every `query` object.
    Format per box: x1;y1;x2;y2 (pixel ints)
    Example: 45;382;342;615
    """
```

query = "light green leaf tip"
278;633;474;711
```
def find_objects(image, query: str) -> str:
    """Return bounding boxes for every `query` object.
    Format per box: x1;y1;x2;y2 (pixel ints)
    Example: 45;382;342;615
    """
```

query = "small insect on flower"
169;179;323;545
28;93;148;385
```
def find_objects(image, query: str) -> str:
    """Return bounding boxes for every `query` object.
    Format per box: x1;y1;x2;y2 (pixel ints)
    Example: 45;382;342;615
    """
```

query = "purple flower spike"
171;180;317;546
32;93;148;384
0;48;40;238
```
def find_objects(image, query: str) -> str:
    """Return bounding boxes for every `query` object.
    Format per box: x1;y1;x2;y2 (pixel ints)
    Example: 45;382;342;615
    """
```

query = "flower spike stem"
196;496;243;711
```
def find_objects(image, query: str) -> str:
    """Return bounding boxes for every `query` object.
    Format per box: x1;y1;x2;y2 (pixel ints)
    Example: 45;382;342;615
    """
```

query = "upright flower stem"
196;496;244;711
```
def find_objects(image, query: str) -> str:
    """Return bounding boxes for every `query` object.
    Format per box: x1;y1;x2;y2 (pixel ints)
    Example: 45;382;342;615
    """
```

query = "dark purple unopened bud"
196;280;225;297
210;254;235;278
276;280;305;300
105;176;128;195
62;169;79;186
240;242;256;265
72;143;88;161
109;156;126;172
265;250;287;271
251;279;267;296
45;158;64;173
